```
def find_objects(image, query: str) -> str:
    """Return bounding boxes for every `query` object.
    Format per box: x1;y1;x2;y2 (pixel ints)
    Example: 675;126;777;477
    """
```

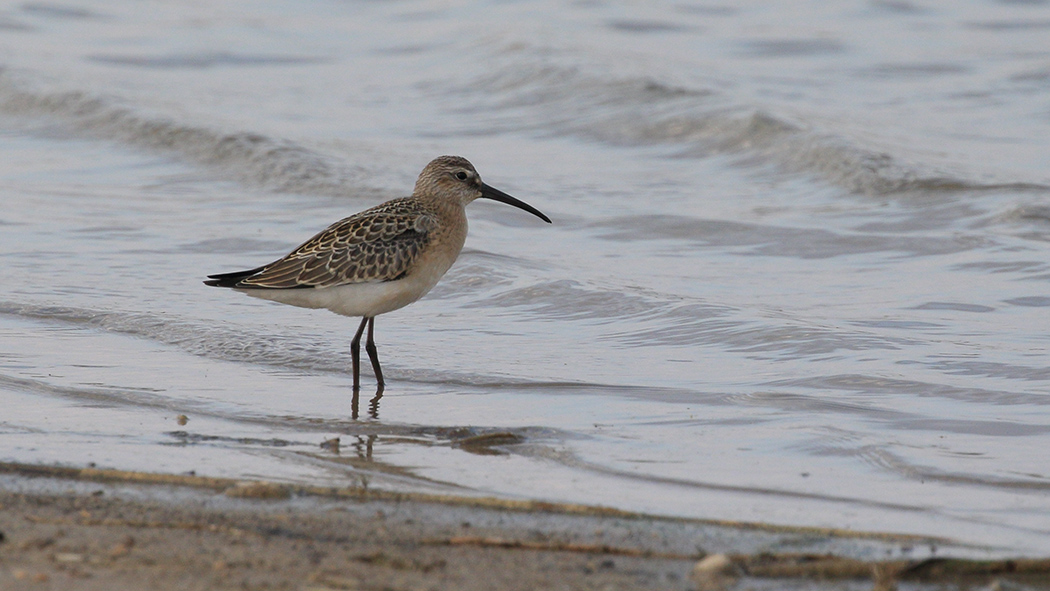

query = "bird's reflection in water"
352;433;377;460
351;384;384;420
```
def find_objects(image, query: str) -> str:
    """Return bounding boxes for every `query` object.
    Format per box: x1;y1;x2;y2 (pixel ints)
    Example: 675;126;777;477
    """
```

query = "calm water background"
1;0;1049;556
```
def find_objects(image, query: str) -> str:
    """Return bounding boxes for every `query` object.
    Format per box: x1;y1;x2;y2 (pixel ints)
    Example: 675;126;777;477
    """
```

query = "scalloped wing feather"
238;199;436;289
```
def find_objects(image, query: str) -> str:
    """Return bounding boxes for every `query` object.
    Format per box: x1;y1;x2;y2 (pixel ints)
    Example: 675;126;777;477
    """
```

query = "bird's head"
414;155;551;223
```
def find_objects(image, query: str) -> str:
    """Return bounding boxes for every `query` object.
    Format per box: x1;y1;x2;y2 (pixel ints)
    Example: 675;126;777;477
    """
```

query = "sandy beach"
1;462;1047;591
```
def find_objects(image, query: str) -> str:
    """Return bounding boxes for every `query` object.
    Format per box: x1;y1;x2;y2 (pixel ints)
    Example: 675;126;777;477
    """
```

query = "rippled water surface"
1;0;1049;556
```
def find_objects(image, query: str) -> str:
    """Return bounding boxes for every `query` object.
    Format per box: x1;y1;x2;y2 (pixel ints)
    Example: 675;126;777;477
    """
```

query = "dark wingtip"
203;276;242;288
204;266;266;288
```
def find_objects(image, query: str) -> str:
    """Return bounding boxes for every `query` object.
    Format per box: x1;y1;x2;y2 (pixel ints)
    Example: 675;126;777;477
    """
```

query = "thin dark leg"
365;316;384;387
350;316;369;391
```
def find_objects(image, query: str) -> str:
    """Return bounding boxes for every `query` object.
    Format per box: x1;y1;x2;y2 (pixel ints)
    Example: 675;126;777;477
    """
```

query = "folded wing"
210;200;436;289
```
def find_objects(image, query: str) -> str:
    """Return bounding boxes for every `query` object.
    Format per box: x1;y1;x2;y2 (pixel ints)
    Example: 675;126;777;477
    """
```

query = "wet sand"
0;462;1047;591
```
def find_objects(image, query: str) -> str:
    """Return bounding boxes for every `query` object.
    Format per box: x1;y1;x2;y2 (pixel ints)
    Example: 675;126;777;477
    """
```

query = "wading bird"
205;155;551;391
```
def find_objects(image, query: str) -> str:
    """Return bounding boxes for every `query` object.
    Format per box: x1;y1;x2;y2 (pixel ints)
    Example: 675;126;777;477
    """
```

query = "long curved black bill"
480;183;552;224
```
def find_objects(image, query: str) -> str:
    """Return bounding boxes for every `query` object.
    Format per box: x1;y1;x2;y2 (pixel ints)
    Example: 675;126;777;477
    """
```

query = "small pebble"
55;552;84;563
109;536;135;557
320;437;340;453
691;553;737;591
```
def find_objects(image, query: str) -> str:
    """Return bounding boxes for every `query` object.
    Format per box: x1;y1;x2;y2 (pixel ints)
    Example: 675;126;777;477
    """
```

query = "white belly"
237;243;459;318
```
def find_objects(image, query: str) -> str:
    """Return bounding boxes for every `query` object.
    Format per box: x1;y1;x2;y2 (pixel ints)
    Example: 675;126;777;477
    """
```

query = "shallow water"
1;0;1049;556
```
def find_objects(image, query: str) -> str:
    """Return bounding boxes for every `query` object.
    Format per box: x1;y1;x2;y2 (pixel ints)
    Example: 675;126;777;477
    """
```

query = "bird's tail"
203;266;266;288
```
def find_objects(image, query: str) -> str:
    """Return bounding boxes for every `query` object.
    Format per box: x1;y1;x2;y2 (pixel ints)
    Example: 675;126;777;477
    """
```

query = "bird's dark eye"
455;171;468;181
